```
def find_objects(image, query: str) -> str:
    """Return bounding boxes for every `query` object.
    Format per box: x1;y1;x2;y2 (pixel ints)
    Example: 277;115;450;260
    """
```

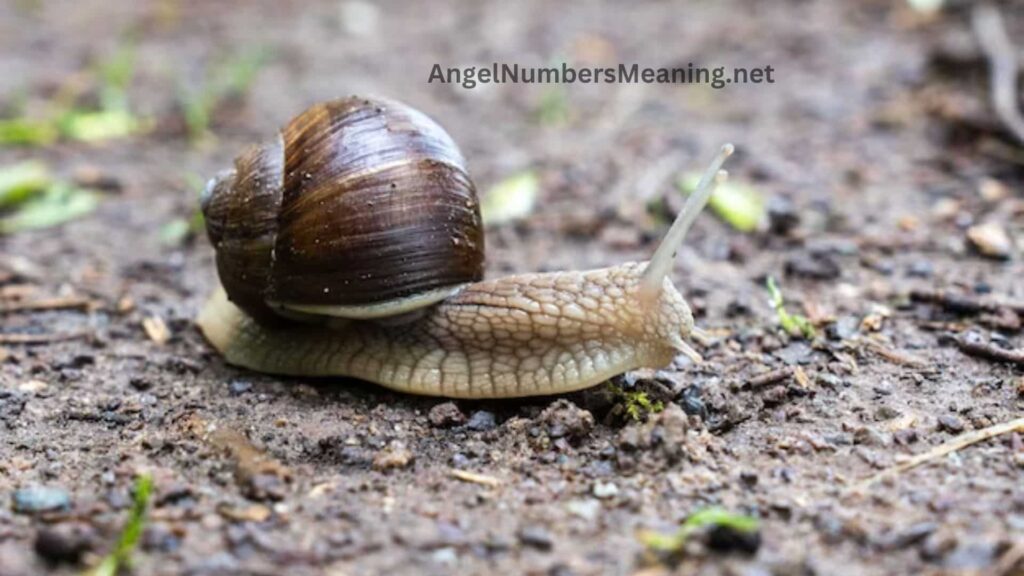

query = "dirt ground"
1;1;1023;575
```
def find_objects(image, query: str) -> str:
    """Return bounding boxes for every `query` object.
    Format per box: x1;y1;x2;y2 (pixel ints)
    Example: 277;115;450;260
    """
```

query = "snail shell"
201;96;485;324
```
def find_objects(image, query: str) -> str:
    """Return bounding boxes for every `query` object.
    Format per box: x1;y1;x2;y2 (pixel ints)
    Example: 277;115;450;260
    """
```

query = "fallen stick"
910;289;1024;317
450;469;502;487
864;339;928;368
857;416;1024;489
955;336;1024;365
972;3;1024;145
0;332;87;344
0;296;94;314
746;367;793;389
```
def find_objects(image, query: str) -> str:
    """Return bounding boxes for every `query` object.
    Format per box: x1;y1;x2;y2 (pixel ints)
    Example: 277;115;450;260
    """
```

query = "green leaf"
0;117;59;147
159;208;205;246
0;161;51;207
536;87;570;126
481;170;539;225
638;507;759;555
90;474;152;576
679;173;764;232
96;44;136;113
766;276;816;339
213;47;271;98
681;508;759;534
58;109;140;142
0;183;99;234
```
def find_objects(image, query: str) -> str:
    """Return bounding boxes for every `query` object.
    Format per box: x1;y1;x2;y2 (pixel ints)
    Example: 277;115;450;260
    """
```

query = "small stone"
34;522;95;563
767;195;800;235
539;400;593;441
677;385;707;419
856;424;888;446
128;377;152;391
13;487;71;514
937;415;965;434
428;402;465;428
228;379;252;395
566;498;601;521
876;521;937;551
430;546;457;565
875;405;902;420
372;442;414;471
706;523;761;555
894;428;919;445
592;481;618;499
943;539;1000;569
784;251;841;280
774;342;815;365
739;471;759;487
466;410;496;431
966;222;1012;260
907;260;934;278
19;380;47;393
829;316;860;340
517;525;553;551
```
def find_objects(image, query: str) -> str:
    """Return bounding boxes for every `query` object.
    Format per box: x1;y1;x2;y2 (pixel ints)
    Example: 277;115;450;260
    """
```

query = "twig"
746;367;793;389
863;339;928;368
955;335;1024;365
972;3;1024;145
989;540;1024;576
857;417;1024;489
450;469;502;487
910;289;1024;317
0;332;87;344
0;296;94;314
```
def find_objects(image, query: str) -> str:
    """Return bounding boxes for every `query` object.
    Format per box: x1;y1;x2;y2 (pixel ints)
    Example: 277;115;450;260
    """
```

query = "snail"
197;95;733;399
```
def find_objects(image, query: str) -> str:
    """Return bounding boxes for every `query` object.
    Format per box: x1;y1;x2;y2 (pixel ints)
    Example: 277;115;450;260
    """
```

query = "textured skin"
197;262;695;399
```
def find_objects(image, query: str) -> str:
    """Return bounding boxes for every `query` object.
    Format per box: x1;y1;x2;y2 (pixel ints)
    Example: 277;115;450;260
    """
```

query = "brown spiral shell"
201;96;485;324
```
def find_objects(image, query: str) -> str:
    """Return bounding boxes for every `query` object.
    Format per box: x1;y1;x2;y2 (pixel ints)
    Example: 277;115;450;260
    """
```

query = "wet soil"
1;1;1023;575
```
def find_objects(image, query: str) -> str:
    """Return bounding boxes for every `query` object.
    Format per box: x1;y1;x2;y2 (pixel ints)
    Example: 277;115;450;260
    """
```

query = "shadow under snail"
197;95;733;399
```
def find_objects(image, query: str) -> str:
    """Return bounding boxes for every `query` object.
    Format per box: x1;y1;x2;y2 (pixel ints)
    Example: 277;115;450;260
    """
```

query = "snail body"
198;95;733;399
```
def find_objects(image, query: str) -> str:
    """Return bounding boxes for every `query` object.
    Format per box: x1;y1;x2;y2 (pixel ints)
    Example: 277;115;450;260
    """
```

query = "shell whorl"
201;96;485;324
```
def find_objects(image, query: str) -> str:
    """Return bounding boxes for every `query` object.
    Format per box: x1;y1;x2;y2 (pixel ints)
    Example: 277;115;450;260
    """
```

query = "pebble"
372;442;414;471
966;222;1012;260
876;521;937;551
539;400;593;441
428;402;465;428
893;429;919;445
784;251;841;280
875;405;901;420
592;481;618;499
853;426;889;446
566;499;601;521
228;379;253;395
517;525;554;551
767;195;800;235
774;342;814;365
34;522;95;563
907;259;934;278
706;523;762;555
829;316;860;340
465;410;496;431
677;385;707;419
430;546;457;565
937;415;965;434
12;486;71;514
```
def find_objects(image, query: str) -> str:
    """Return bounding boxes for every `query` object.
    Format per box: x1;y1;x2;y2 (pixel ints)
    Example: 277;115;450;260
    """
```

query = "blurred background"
1;1;1023;575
